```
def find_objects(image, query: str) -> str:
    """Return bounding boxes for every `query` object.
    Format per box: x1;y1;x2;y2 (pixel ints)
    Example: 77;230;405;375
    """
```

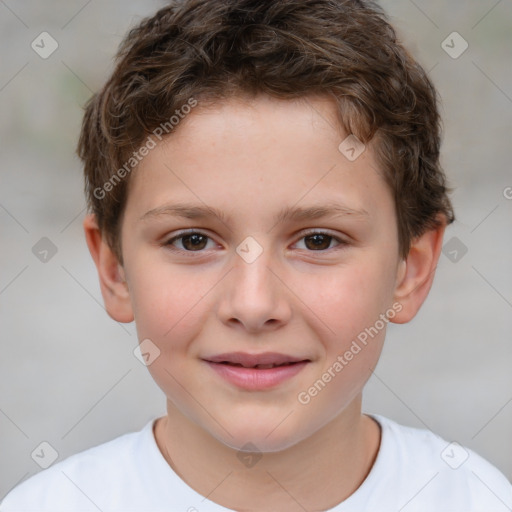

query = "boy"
2;0;511;510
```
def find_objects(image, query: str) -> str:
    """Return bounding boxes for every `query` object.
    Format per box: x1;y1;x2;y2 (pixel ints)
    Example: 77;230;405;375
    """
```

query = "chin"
208;417;310;454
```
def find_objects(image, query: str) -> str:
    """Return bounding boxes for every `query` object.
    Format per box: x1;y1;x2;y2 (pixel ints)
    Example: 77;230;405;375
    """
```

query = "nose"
217;246;292;334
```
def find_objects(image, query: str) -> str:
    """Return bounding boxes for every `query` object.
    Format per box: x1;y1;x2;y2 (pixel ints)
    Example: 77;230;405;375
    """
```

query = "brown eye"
303;233;334;251
166;232;213;251
294;231;346;252
181;233;208;250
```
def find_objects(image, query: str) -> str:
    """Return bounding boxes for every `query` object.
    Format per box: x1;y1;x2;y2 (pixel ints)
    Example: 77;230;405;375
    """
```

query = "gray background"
1;0;511;499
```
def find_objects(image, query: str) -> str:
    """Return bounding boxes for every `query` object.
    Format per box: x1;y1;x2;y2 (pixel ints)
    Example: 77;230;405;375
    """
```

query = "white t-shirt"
2;414;511;512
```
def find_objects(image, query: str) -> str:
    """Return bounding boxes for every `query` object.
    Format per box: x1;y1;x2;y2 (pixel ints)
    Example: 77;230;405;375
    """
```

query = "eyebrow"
139;201;369;224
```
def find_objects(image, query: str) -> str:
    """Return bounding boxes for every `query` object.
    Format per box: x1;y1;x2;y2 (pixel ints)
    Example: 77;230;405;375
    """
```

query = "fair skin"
84;95;445;511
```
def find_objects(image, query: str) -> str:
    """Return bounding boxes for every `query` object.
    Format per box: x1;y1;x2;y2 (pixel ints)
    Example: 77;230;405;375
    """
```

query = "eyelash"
163;229;348;255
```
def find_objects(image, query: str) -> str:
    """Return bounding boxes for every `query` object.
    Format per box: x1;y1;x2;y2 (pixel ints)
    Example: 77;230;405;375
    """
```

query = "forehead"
124;95;393;227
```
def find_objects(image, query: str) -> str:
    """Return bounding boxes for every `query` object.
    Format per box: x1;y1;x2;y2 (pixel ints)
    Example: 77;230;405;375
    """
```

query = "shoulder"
1;421;154;511
369;414;512;511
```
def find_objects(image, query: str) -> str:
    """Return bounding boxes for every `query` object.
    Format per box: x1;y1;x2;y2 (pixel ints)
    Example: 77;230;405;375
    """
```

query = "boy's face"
117;95;405;451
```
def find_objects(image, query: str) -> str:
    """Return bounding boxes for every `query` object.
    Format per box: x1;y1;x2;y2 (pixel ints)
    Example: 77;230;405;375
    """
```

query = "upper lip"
204;352;310;368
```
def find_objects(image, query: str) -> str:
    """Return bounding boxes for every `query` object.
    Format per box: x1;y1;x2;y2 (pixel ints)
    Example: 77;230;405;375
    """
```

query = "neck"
153;395;381;511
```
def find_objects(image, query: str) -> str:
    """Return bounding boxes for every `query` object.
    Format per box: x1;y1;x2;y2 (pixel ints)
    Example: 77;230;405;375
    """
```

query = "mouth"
203;352;311;390
215;362;300;369
204;352;310;368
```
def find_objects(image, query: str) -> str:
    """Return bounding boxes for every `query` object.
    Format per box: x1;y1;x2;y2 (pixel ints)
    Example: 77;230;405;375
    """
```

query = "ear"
390;217;447;324
83;214;134;323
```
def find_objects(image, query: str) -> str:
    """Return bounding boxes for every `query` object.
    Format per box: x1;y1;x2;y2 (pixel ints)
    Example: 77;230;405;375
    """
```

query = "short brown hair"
77;0;455;262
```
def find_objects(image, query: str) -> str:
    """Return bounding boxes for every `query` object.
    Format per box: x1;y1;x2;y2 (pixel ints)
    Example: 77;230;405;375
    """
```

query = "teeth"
220;361;297;368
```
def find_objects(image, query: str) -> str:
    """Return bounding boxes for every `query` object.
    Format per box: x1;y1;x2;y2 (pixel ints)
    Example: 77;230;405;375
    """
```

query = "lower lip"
205;361;309;390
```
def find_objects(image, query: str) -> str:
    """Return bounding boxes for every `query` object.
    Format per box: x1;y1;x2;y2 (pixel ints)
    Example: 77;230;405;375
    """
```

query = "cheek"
291;255;394;403
297;256;395;344
127;260;208;346
127;264;211;401
294;264;391;415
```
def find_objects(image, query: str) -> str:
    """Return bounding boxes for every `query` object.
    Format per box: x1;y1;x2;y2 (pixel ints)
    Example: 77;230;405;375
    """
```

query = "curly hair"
77;0;455;262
